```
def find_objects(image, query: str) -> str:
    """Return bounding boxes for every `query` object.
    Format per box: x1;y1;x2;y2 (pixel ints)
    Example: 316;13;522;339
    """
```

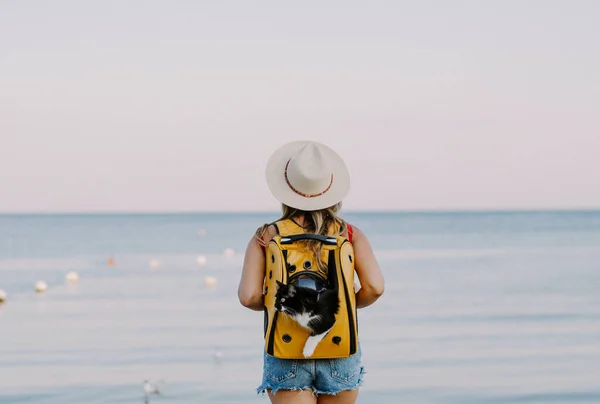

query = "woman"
238;140;384;403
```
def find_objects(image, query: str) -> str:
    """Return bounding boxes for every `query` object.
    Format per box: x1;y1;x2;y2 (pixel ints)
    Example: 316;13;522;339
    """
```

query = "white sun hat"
265;140;350;211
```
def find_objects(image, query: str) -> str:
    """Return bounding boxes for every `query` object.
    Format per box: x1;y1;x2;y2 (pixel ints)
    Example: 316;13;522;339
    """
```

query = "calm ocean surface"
1;211;599;404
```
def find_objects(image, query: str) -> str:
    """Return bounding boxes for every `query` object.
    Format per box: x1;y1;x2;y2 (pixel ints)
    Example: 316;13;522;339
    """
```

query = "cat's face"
274;280;302;316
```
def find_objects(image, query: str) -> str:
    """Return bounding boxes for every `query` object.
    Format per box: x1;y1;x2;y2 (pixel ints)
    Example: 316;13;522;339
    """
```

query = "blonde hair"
255;202;347;272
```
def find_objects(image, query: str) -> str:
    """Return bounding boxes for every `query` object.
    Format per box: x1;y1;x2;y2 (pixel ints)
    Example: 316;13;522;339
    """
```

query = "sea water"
1;211;599;403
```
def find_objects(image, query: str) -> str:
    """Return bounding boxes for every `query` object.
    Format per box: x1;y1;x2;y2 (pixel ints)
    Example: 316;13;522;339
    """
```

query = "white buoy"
204;276;217;287
196;255;207;266
66;271;79;283
0;289;6;303
35;281;47;293
143;380;160;396
214;350;223;361
223;248;235;257
149;260;160;270
197;228;207;237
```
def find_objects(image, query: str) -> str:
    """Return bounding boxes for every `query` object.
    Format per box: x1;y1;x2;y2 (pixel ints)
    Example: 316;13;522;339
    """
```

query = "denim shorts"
257;345;364;396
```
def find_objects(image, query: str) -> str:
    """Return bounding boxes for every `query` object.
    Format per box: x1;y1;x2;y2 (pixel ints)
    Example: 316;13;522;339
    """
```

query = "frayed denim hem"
257;385;315;396
311;386;359;396
257;366;366;397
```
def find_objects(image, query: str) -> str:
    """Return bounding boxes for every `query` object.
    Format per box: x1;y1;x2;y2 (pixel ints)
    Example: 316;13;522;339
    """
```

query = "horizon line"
1;207;600;215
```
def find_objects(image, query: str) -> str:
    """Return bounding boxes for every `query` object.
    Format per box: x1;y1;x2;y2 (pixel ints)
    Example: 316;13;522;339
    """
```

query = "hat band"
284;159;334;198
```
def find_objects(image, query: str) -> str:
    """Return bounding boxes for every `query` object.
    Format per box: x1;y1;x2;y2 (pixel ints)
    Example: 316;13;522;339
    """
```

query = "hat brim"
265;140;350;211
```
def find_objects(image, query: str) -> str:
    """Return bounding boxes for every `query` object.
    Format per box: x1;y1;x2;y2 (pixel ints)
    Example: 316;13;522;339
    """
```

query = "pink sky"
1;1;599;212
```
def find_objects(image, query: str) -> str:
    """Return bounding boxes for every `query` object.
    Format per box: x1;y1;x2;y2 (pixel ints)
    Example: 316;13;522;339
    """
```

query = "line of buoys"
2;240;237;303
2;270;82;301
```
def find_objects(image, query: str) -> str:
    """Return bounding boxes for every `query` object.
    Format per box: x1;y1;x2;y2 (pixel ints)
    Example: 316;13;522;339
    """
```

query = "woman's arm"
352;225;385;308
238;236;266;311
238;225;276;311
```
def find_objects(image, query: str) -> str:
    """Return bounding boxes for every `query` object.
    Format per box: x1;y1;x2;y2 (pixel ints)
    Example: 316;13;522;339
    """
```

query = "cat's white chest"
291;311;321;329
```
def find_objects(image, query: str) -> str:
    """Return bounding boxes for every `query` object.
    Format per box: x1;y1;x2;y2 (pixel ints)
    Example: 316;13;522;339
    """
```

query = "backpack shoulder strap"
259;221;281;254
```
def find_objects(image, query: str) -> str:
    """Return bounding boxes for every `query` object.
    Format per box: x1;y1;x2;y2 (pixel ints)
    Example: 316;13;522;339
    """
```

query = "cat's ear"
276;280;285;288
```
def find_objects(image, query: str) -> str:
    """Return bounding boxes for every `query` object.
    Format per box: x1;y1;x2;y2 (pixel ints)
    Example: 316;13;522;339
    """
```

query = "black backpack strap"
271;221;280;235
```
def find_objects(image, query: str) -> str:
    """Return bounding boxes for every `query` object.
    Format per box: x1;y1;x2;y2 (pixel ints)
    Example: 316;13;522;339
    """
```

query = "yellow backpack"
263;219;358;359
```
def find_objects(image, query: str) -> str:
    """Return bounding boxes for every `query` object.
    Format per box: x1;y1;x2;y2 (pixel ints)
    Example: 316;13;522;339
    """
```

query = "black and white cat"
275;280;340;357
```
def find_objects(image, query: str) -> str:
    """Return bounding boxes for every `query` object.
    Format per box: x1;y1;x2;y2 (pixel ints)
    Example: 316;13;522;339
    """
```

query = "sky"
1;1;599;213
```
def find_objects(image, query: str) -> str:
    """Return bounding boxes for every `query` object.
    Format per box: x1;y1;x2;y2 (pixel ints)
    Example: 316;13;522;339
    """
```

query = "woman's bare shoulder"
254;223;279;244
264;224;278;241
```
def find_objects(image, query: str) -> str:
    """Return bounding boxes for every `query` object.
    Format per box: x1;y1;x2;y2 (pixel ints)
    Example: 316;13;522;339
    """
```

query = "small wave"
374;248;506;261
0;257;91;271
